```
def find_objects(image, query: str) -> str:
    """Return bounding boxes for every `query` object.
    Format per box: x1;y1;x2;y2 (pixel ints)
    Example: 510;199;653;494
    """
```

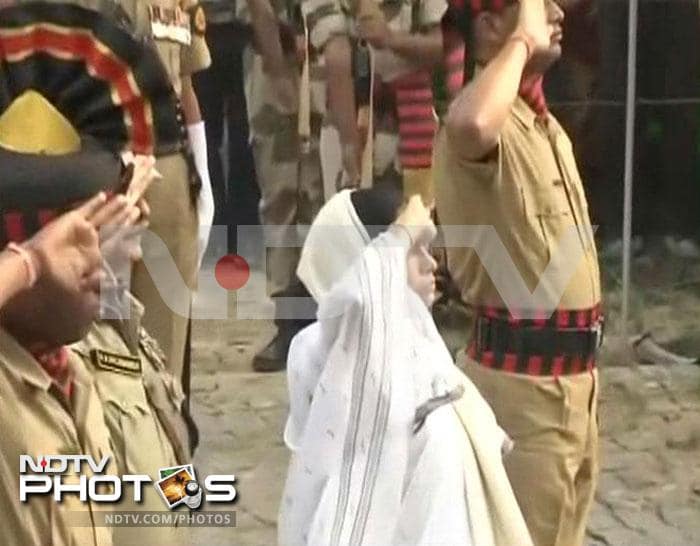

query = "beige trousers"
131;153;198;382
459;355;599;546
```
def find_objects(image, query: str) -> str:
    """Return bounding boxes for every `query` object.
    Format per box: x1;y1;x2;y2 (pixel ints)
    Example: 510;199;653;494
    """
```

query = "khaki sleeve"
302;0;351;51
446;129;502;183
180;0;212;75
419;0;447;29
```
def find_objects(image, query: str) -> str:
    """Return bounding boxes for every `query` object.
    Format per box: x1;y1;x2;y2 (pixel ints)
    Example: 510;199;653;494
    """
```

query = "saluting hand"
514;0;551;56
395;194;437;246
24;193;111;298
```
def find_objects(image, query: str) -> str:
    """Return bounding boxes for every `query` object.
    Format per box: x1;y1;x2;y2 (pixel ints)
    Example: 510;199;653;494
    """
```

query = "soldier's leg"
297;124;325;227
250;116;304;371
132;153;198;383
461;358;597;546
283;123;325;326
571;371;600;545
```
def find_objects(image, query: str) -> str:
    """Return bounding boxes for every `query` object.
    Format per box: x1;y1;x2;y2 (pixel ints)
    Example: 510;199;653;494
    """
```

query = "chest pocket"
524;183;577;263
124;0;182;85
512;126;580;262
89;365;157;474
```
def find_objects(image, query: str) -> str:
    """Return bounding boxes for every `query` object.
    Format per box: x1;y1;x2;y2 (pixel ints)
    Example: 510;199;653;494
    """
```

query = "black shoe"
252;333;292;372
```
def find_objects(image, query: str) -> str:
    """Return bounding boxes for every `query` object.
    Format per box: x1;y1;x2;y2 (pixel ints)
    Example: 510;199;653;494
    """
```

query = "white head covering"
296;190;370;302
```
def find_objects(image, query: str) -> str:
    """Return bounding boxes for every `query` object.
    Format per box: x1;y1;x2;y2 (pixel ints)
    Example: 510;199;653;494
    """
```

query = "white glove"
188;121;215;269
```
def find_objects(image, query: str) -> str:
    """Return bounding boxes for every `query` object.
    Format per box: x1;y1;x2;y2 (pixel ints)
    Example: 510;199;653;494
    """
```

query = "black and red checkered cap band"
0;2;182;156
0;3;184;245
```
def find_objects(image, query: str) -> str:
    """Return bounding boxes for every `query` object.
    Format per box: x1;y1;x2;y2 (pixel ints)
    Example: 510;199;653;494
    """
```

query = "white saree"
279;191;532;546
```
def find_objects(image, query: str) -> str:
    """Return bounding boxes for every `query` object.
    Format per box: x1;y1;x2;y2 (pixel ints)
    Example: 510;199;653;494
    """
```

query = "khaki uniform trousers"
132;153;198;381
459;354;599;546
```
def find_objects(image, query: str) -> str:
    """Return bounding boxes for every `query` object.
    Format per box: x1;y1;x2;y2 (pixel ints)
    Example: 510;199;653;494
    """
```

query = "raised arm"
445;0;550;161
324;35;362;182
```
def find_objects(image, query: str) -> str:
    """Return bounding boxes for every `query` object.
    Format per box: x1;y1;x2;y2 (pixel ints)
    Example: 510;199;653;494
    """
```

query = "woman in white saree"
278;189;532;546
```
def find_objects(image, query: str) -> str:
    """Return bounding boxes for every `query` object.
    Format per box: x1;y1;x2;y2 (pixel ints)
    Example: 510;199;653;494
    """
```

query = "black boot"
253;281;317;372
252;329;295;372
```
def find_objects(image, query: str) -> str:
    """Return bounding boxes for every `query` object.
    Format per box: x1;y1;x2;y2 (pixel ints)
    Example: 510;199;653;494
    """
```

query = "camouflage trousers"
251;111;324;318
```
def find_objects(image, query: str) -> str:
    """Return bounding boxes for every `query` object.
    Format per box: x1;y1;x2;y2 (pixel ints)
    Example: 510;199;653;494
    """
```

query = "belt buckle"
475;316;487;353
593;317;605;352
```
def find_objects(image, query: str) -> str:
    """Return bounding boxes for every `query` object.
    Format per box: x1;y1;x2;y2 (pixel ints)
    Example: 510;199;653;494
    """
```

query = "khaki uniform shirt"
71;295;191;546
0;327;114;546
14;0;212;97
120;0;212;97
434;96;602;311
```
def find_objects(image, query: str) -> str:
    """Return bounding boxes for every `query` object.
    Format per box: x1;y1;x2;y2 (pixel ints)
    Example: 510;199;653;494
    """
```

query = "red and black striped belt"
467;305;604;377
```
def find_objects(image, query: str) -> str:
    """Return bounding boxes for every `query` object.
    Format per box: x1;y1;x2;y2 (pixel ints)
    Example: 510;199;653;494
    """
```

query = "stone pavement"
188;293;700;546
588;364;700;546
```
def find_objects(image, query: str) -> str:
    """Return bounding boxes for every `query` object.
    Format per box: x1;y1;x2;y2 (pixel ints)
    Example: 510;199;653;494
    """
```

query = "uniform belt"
469;313;604;377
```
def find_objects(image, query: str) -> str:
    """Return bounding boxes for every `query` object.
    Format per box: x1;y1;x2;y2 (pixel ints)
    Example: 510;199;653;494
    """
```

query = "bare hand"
120;153;160;206
395;194;436;245
340;141;362;189
515;0;551;55
24;193;107;296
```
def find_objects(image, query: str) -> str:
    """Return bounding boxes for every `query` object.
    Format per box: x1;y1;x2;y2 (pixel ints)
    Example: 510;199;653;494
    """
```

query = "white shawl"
281;194;532;546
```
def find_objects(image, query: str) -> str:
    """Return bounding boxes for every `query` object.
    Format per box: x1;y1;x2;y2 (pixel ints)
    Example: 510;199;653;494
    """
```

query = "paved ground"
189;275;700;546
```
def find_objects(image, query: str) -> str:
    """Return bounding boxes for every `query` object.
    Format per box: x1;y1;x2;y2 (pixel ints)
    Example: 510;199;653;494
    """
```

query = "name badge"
148;5;192;46
90;349;142;377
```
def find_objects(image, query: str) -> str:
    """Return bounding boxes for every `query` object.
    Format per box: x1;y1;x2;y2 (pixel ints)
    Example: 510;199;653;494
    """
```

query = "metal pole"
621;0;639;342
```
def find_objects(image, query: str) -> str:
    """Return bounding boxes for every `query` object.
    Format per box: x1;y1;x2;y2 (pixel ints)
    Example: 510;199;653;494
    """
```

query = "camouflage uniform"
238;0;325;369
302;0;446;190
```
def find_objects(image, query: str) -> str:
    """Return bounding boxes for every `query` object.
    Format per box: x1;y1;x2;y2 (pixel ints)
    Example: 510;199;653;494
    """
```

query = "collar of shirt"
0;326;54;391
0;327;92;401
511;95;538;130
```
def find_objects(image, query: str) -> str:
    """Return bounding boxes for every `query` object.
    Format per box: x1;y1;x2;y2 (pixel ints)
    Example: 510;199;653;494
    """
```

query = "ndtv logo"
105;224;597;321
19;455;237;507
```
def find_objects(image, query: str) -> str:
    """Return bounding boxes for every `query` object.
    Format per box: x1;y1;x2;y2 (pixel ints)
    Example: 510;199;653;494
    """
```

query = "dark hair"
350;186;403;240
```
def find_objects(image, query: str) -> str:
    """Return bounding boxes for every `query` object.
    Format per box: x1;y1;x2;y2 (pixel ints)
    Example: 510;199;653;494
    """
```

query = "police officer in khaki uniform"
238;0;325;371
126;0;212;385
0;330;115;546
435;1;602;545
14;0;212;396
72;294;193;546
0;7;148;543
